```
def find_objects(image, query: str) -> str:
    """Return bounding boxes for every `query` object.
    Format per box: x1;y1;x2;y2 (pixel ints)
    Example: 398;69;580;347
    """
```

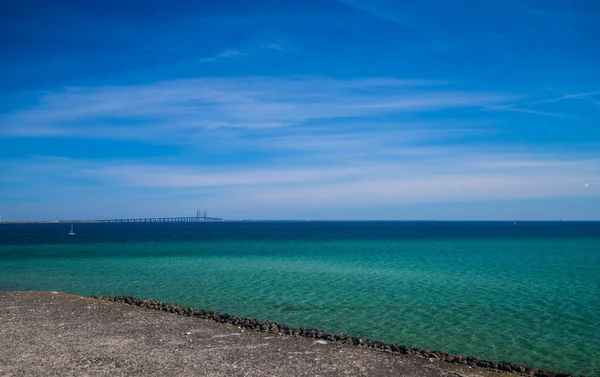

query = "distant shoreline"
0;217;223;224
1;219;598;224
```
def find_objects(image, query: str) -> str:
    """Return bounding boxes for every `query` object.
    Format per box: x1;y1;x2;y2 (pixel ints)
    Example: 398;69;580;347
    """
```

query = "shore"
0;292;574;377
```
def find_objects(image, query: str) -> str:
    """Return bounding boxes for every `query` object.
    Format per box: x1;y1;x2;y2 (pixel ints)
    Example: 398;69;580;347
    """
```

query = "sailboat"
68;223;75;236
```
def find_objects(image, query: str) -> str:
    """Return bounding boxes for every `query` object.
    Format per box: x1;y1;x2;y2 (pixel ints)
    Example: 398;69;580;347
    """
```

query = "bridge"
0;208;223;224
97;209;222;223
97;216;222;223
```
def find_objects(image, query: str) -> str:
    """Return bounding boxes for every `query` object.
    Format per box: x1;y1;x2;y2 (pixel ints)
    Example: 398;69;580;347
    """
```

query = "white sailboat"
68;223;75;236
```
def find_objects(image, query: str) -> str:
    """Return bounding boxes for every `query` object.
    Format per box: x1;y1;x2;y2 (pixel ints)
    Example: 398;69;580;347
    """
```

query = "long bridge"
96;208;222;223
0;209;223;224
97;215;222;223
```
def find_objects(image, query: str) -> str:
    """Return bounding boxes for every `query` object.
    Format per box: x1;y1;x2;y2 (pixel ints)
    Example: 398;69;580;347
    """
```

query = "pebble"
92;295;579;377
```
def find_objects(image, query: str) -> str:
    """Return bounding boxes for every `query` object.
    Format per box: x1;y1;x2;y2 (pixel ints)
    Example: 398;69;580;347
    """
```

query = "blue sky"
1;0;599;220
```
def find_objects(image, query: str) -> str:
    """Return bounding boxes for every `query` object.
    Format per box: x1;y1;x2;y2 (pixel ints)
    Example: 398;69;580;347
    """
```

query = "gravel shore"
0;292;546;376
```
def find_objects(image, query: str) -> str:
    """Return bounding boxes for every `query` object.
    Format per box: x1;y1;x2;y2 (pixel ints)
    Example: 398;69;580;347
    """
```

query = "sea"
0;221;598;376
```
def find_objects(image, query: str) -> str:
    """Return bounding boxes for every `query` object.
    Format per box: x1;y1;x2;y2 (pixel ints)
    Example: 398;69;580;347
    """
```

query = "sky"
1;0;599;221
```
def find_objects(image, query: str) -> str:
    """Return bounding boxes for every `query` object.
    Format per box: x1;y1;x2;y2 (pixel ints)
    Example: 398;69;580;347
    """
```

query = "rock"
88;295;573;377
532;370;574;377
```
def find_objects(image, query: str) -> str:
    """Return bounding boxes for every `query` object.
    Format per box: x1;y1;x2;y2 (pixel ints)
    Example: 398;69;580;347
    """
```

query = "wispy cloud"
337;0;406;25
484;90;600;117
486;107;569;117
219;125;496;157
0;76;515;141
257;33;305;54
201;33;294;63
260;43;285;51
4;153;599;217
511;91;600;107
554;91;600;108
199;49;247;63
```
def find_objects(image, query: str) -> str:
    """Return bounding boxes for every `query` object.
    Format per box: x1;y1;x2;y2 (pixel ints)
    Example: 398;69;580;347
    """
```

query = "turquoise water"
1;222;599;376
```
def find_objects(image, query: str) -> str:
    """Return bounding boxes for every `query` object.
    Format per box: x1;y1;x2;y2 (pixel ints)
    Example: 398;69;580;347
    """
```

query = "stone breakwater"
90;295;581;377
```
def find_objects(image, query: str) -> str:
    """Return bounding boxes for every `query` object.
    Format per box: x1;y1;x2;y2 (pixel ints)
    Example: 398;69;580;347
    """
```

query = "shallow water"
1;221;598;376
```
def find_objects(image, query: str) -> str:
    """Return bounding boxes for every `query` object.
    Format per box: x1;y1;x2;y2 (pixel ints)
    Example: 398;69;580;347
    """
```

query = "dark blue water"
2;220;600;244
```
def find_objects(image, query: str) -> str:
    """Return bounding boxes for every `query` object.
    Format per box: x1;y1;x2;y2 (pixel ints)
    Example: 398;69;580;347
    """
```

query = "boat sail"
68;223;75;236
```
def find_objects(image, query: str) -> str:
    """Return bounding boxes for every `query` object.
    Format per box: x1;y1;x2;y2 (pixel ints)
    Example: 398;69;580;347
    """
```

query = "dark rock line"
89;295;579;377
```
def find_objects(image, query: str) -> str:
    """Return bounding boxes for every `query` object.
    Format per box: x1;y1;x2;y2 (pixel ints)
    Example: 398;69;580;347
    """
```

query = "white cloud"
2;150;599;220
6;151;599;195
486;90;600;116
260;43;285;51
527;91;600;105
0;76;515;141
486;107;569;117
199;49;247;62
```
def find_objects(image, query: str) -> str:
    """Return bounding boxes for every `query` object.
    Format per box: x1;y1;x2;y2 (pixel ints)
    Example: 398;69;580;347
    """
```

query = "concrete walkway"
0;292;511;377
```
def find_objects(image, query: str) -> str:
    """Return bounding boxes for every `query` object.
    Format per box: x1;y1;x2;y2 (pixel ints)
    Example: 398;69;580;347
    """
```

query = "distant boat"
68;223;75;236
